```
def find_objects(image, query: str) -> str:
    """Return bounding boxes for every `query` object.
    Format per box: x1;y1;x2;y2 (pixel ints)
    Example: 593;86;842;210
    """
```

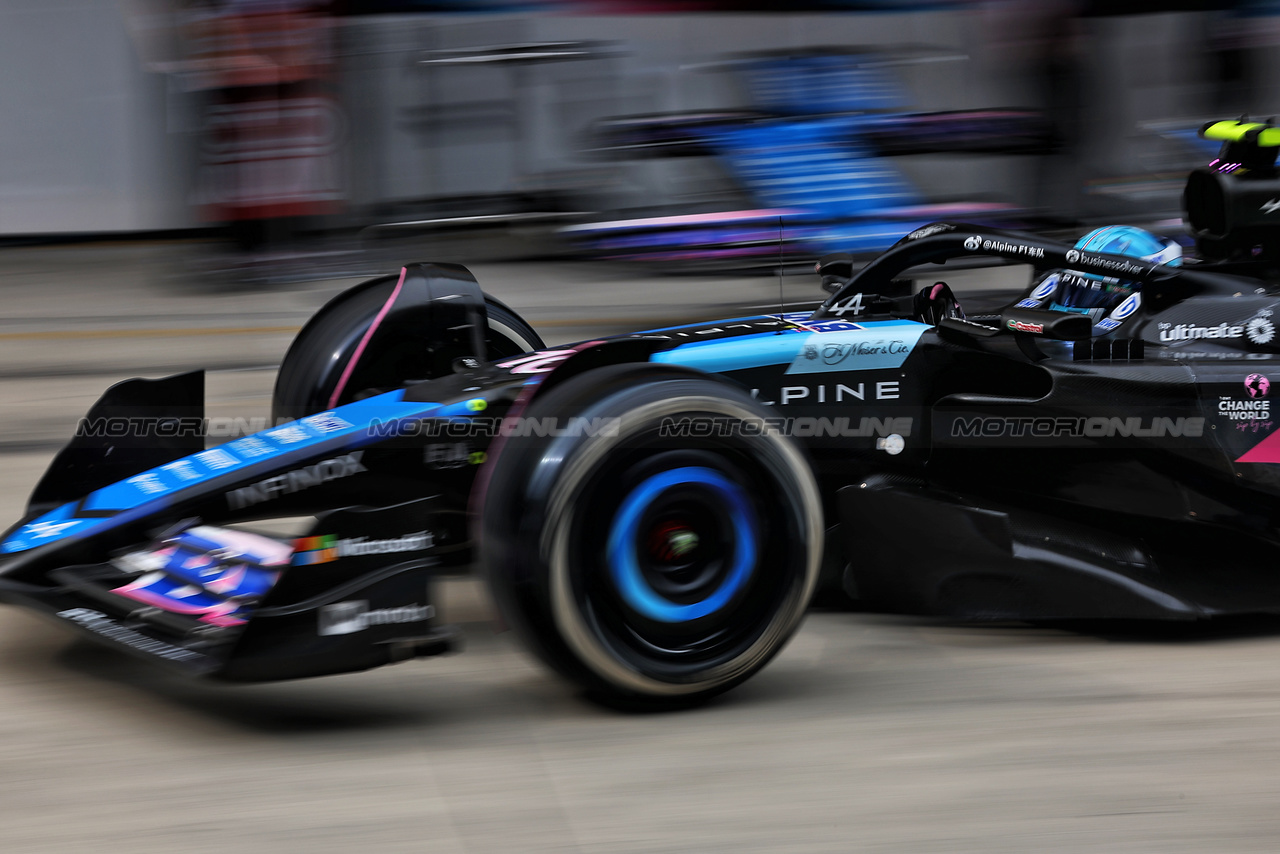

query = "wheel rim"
540;392;822;696
570;446;787;683
606;465;757;623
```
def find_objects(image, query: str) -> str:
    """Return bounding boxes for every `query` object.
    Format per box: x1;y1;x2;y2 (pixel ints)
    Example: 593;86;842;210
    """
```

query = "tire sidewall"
482;364;823;703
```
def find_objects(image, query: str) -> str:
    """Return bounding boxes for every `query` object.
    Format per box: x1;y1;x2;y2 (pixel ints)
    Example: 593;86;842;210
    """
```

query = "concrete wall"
0;0;189;234
0;4;1257;235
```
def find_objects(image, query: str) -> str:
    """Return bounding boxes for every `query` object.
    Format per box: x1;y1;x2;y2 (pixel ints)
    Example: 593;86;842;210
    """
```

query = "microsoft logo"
292;534;338;565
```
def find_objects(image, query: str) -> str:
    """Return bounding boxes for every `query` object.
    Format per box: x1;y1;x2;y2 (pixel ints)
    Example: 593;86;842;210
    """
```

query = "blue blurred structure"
563;47;1053;268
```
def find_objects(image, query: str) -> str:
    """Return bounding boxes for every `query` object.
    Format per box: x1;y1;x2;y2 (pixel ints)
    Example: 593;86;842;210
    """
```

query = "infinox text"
226;452;366;510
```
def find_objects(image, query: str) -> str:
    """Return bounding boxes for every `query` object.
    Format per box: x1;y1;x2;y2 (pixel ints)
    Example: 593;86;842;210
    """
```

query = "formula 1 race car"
4;120;1280;708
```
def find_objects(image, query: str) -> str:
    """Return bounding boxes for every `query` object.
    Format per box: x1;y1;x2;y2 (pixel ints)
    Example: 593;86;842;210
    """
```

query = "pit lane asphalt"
3;243;1280;853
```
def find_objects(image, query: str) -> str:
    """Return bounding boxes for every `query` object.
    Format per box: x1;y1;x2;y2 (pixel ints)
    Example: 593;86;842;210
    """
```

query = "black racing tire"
480;363;823;709
272;276;543;422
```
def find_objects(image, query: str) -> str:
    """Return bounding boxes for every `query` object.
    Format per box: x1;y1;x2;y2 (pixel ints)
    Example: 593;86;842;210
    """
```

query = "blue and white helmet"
1041;225;1183;311
1073;225;1184;267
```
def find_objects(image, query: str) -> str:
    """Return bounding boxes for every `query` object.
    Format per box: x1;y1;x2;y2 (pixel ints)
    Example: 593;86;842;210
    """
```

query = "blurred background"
6;0;1280;279
10;4;1280;853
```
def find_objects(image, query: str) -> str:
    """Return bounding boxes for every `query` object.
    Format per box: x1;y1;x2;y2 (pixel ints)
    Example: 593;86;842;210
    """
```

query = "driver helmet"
1030;225;1183;315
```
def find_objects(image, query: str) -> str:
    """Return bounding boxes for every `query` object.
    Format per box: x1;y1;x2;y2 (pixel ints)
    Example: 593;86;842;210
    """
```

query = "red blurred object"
186;2;343;233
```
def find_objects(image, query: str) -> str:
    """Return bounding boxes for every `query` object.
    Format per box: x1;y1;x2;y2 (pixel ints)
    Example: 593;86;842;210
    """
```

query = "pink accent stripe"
199;613;247;628
565;208;802;233
1236;430;1280;464
328;266;408;410
204;565;246;595
113;583;246;627
114;583;217;616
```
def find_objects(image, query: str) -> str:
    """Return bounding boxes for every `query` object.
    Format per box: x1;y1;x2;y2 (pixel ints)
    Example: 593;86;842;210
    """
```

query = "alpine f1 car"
4;119;1280;708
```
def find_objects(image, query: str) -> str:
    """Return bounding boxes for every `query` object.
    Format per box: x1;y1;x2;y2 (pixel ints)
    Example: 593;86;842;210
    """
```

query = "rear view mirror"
816;253;855;293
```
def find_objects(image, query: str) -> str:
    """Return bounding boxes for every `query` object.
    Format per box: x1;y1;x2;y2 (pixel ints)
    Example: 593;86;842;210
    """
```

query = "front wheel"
272;274;544;423
481;363;823;708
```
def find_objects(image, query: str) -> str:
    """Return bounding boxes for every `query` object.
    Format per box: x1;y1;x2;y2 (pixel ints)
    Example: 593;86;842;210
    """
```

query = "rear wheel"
481;363;823;708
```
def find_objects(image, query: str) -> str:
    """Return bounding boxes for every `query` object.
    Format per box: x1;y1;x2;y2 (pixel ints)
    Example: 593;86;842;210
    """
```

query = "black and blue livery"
9;124;1280;706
